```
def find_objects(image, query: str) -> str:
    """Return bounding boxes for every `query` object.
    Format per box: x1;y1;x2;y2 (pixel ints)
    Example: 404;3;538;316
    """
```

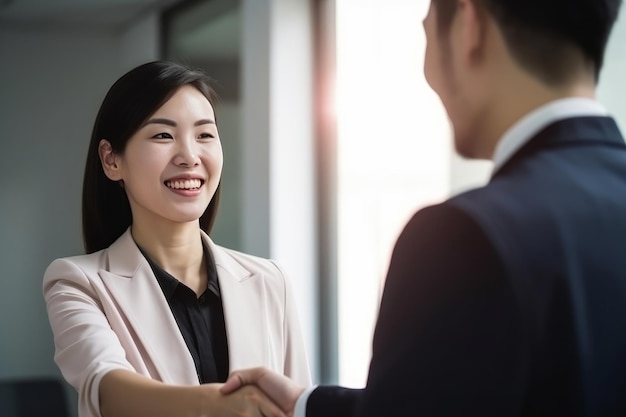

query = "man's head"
423;0;622;158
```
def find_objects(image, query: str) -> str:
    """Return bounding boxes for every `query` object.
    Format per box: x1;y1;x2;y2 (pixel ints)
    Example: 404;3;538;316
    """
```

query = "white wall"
0;27;117;374
598;10;626;130
0;15;158;416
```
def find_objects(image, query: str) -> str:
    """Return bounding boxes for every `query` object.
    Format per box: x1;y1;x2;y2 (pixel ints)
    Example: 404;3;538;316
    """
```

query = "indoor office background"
0;0;625;415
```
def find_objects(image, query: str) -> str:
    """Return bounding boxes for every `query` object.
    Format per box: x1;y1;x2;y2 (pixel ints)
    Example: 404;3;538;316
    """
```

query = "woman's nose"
173;138;200;167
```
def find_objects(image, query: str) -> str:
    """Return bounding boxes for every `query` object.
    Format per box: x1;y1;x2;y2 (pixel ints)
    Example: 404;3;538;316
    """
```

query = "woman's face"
104;85;223;228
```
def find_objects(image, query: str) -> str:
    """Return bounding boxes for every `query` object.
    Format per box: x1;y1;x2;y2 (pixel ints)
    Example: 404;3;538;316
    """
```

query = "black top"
140;243;229;383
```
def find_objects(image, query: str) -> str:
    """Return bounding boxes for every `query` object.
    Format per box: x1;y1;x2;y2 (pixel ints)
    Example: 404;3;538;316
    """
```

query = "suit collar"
106;228;145;277
100;236;198;384
107;228;253;283
201;232;253;283
139;238;221;299
492;98;610;175
101;228;269;383
494;116;626;178
201;233;272;370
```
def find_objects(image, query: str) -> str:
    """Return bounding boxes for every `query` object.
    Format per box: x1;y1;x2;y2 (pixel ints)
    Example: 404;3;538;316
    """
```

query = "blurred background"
0;0;624;415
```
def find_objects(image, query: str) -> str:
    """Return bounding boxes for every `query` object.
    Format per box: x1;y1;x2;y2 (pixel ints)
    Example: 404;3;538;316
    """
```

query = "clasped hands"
218;367;305;417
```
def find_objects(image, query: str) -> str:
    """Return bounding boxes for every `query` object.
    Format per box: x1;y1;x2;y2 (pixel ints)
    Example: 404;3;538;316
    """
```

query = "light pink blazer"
43;229;311;417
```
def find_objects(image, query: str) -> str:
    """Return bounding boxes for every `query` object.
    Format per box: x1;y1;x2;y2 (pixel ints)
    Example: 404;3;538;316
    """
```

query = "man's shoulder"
399;199;493;253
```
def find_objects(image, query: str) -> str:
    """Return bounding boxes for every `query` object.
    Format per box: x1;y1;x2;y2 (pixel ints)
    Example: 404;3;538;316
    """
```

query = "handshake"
217;367;306;417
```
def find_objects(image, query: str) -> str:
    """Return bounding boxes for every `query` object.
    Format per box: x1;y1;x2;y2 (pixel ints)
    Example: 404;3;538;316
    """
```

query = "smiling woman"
97;85;223;252
42;61;311;417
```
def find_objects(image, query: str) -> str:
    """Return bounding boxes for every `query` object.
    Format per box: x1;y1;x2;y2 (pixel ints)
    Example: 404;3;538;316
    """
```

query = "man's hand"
209;383;288;417
220;367;305;415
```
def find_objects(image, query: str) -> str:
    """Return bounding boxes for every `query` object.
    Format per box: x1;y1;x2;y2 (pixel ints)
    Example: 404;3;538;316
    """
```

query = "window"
331;0;490;387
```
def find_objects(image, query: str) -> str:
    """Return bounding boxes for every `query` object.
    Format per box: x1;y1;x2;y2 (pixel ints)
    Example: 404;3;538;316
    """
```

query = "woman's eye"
198;133;215;139
152;132;173;139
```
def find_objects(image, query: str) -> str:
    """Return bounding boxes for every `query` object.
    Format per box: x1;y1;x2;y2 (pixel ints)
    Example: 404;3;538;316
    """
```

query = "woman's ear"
98;139;123;181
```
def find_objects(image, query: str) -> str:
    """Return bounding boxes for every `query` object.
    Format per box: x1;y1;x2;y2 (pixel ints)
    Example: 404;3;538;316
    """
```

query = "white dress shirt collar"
491;97;608;175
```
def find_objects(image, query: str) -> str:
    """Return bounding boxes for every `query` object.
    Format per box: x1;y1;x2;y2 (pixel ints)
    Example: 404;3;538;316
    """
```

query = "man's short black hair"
432;0;623;84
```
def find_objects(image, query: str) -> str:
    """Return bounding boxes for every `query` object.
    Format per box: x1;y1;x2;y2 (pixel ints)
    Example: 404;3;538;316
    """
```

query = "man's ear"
98;139;123;181
458;0;486;65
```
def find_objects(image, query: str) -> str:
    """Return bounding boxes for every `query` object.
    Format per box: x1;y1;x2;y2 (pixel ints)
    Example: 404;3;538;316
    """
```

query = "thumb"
220;367;267;394
219;374;243;394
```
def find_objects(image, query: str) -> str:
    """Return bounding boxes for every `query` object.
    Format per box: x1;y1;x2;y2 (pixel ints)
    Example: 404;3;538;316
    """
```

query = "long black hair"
82;61;220;254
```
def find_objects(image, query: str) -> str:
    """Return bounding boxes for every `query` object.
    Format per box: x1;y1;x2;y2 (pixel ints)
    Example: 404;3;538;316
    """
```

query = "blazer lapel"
203;233;271;372
99;229;198;385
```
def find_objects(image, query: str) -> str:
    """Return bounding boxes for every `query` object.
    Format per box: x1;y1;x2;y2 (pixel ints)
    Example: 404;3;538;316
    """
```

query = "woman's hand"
220;367;305;416
99;370;287;417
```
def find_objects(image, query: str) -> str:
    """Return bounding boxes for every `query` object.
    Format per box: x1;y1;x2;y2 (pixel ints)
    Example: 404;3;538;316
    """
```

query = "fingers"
220;367;268;394
221;367;304;414
225;384;287;417
256;392;288;417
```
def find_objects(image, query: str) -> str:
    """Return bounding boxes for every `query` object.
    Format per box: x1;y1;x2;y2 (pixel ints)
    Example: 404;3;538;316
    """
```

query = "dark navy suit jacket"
308;116;626;416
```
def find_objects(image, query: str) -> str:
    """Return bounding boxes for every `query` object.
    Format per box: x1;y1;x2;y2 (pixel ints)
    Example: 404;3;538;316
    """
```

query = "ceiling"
0;0;242;67
0;0;183;30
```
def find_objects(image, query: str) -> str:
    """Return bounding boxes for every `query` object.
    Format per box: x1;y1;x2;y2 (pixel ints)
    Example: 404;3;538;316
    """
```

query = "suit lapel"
99;229;198;384
203;233;271;372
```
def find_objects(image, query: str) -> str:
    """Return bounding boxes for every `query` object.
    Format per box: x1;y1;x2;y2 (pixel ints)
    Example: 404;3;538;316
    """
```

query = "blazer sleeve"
270;260;312;387
43;257;135;417
307;386;362;417
306;203;526;417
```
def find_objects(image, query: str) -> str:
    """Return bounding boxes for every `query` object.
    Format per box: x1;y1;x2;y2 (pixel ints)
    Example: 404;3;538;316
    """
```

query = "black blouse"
140;243;229;383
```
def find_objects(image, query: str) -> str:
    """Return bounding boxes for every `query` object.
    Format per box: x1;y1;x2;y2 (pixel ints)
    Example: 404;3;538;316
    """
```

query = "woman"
43;61;310;417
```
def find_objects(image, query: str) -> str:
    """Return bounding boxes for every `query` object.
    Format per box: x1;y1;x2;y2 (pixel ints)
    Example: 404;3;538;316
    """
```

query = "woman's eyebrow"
194;119;216;126
141;118;216;127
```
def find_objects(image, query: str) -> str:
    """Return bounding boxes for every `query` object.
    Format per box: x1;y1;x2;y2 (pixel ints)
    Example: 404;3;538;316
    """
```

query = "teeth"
166;179;202;190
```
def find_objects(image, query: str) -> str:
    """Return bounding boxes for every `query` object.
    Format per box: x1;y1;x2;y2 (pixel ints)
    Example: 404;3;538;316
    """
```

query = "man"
222;0;626;415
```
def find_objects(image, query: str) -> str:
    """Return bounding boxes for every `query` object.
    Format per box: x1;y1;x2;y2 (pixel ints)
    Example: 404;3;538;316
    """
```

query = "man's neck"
478;74;597;160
